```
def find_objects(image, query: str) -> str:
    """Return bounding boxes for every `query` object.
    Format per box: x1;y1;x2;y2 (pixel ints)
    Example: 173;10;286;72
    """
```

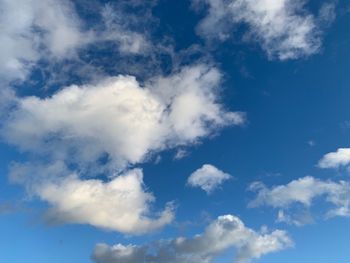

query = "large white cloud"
249;176;350;225
187;164;231;194
194;0;332;60
318;148;350;170
9;162;174;234
2;64;244;174
92;214;292;263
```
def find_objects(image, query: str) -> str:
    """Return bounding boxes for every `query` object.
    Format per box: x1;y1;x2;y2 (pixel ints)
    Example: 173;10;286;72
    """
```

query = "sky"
1;0;350;262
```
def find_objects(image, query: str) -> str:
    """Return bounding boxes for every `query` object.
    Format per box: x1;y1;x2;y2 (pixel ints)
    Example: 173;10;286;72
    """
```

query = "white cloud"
0;0;86;81
0;0;151;83
2;64;244;232
2;64;244;174
92;214;292;263
9;162;174;234
187;164;231;194
195;0;325;60
318;148;350;169
249;176;350;225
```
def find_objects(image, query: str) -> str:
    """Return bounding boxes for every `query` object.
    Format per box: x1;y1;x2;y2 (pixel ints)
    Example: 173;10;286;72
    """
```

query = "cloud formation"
187;164;231;194
318;148;350;170
194;0;330;60
10;162;174;234
2;64;244;174
249;176;350;225
92;214;292;263
2;63;244;233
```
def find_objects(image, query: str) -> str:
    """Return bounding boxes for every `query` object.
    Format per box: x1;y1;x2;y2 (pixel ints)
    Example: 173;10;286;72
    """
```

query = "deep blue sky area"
1;1;350;263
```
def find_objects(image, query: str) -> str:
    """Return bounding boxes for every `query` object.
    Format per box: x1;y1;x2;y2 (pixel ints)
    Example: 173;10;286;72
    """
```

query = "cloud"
9;162;174;234
0;0;86;81
318;148;350;169
98;3;150;55
194;0;328;60
249;176;350;225
2;64;244;174
92;214;292;263
318;2;336;25
0;0;152;83
187;164;232;194
2;64;244;232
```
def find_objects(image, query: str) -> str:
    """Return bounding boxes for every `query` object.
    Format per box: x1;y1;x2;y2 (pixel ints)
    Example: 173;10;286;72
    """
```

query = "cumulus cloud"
9;162;174;234
92;214;292;263
187;164;232;194
318;148;350;170
194;0;327;60
2;64;244;174
249;176;350;225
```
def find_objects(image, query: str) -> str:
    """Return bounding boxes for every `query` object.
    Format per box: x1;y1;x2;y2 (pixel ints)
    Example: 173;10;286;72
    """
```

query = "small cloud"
187;164;232;194
174;149;188;160
318;148;350;169
319;2;337;26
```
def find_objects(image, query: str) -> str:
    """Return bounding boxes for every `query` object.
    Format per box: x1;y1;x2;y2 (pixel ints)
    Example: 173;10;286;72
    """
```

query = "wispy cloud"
249;176;350;225
194;0;334;60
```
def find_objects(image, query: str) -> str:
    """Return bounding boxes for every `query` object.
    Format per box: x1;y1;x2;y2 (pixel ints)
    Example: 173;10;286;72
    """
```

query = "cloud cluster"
10;162;174;234
92;214;292;263
318;148;350;170
249;176;350;225
194;0;332;60
2;63;244;233
187;164;232;194
0;0;245;236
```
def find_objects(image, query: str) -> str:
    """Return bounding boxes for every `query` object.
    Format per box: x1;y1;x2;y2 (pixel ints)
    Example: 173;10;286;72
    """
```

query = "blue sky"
1;0;350;262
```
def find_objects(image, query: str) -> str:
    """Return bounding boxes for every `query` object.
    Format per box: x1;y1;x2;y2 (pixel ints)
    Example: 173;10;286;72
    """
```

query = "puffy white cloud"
2;64;244;174
92;214;292;263
249;176;350;225
187;164;231;194
195;0;326;60
318;148;350;169
9;162;174;234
